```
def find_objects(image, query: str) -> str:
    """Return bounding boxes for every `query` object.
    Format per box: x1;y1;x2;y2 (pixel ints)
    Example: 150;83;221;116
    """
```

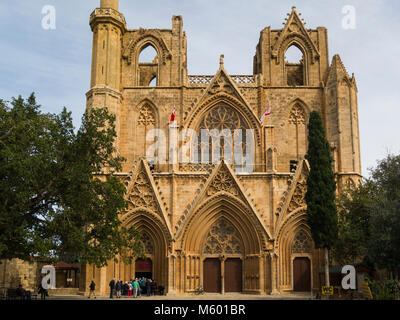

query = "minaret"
81;0;126;296
100;0;119;10
87;0;126;152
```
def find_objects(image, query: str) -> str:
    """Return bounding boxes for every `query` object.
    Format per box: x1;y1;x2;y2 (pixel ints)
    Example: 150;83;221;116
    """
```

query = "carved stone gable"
209;73;235;95
288;175;307;212
128;170;158;212
207;166;239;196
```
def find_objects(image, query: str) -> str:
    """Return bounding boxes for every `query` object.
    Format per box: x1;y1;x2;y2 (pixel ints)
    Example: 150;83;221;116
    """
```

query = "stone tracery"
203;219;243;254
291;230;312;253
288;104;306;124
140;232;154;254
137;104;156;126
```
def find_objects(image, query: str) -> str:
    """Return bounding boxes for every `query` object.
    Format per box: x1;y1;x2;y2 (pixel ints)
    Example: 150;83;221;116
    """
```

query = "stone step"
48;288;80;295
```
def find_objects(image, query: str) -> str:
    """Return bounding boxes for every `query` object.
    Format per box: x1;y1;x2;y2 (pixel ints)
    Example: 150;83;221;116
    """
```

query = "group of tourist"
88;277;164;299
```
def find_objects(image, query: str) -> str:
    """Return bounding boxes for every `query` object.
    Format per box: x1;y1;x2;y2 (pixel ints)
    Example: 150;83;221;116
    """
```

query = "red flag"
168;105;176;126
260;104;271;125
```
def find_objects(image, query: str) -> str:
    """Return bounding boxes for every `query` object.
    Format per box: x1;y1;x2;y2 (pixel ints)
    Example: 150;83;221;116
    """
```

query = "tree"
305;111;338;287
0;94;142;267
368;154;400;279
333;154;400;279
334;180;376;265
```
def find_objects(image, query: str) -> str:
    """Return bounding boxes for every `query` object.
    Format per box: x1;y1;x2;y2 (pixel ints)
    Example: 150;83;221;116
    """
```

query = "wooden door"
224;258;242;292
203;258;221;293
293;257;311;292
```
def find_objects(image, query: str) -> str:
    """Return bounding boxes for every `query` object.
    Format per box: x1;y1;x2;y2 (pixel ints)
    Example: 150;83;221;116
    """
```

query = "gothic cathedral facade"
80;0;362;295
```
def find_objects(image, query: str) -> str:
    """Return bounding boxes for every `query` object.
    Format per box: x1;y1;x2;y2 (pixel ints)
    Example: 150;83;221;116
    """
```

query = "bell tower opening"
138;45;159;86
285;45;305;86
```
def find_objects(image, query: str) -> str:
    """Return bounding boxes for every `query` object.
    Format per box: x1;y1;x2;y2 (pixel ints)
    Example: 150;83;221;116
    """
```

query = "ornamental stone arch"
121;209;171;290
179;194;264;255
124;32;172;86
121;207;173;249
277;33;319;66
124;32;171;66
274;208;316;291
176;194;267;293
185;93;262;147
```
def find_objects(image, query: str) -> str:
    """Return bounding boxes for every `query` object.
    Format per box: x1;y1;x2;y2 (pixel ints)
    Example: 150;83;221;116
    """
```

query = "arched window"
138;44;158;86
285;45;305;86
136;103;157;163
288;104;307;163
196;104;252;171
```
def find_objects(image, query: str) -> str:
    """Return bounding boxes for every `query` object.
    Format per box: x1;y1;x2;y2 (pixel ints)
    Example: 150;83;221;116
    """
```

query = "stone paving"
44;292;312;301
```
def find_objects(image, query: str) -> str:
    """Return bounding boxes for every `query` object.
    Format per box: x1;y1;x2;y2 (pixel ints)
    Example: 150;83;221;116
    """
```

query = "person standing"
123;281;129;296
128;281;133;297
146;279;152;297
38;283;47;300
109;278;116;299
88;280;96;299
116;280;122;299
133;278;139;298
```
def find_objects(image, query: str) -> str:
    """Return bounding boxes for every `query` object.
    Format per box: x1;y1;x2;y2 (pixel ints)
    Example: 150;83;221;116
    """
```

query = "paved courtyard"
44;292;312;300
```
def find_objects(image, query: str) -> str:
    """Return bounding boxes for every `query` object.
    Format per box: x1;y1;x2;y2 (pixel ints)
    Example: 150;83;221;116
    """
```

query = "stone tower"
80;2;362;295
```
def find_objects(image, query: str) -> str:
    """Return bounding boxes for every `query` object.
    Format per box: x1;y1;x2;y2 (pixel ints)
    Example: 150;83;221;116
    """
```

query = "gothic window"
197;104;250;168
285;45;305;86
287;104;307;163
203;219;243;255
292;230;312;254
140;232;154;255
136;104;157;164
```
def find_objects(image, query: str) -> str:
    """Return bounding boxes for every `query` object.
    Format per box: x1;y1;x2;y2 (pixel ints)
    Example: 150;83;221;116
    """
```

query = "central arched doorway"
178;192;264;294
202;219;244;293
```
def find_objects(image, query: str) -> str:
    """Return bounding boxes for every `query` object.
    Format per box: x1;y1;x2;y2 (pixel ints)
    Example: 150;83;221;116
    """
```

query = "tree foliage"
368;154;400;275
335;154;400;277
305;111;338;249
0;94;142;267
334;181;376;265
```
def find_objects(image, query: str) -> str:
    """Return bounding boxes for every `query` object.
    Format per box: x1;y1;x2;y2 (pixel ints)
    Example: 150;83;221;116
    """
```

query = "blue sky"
0;0;399;175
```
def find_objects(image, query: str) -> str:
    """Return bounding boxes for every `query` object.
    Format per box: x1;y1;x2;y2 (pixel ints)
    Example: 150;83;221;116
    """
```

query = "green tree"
334;180;376;265
368;154;400;279
305;111;338;287
0;94;142;267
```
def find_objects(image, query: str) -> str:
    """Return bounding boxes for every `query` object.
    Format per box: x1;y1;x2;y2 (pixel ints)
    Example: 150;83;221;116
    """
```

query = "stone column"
270;252;280;295
220;255;225;294
166;254;176;295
